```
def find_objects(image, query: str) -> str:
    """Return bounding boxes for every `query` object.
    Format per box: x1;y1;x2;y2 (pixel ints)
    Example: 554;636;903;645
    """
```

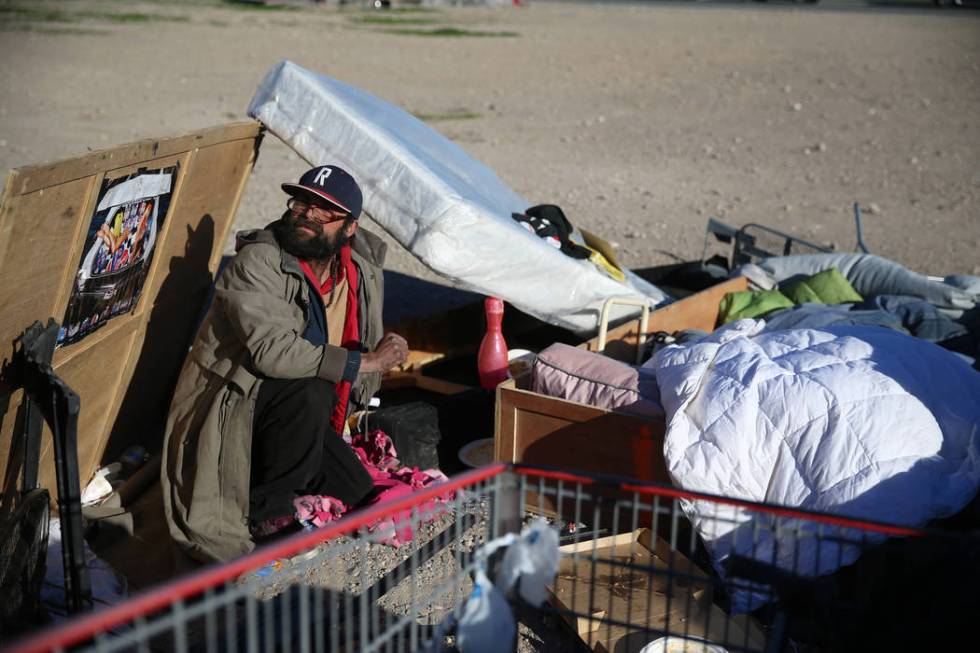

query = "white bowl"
458;438;496;468
639;637;729;653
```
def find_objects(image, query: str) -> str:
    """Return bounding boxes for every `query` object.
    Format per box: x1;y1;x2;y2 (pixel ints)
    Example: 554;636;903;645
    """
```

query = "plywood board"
581;277;749;363
0;121;262;503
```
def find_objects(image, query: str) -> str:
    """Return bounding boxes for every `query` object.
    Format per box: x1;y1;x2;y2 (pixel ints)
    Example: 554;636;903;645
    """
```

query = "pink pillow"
531;343;663;419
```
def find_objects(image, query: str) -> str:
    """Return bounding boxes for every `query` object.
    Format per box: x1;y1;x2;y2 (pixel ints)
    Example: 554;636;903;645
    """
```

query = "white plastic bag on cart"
497;518;560;606
457;568;515;653
247;60;672;334
455;519;559;652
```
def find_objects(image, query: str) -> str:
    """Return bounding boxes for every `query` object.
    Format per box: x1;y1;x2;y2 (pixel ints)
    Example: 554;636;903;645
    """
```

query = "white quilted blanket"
647;320;980;612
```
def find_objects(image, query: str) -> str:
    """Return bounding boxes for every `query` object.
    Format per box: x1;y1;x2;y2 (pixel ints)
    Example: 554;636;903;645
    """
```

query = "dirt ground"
1;1;978;646
1;0;978;283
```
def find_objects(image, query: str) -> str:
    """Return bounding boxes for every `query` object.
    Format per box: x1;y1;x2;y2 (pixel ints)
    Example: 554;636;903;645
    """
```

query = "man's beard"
273;212;350;261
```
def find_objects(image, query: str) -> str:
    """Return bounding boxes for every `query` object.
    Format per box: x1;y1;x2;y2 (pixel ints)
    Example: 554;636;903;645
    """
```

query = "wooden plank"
150;135;262;285
581;277;749;362
206;132;260;275
644;276;748;333
402;348;446;371
559;530;640;554
11;122;261;196
0;170;20;278
390;301;485;372
0;386;25;515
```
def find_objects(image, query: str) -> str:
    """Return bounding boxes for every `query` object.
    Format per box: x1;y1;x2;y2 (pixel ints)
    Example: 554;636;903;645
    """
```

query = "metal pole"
854;202;870;253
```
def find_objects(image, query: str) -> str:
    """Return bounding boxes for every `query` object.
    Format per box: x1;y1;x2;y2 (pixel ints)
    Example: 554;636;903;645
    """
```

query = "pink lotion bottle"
477;297;509;389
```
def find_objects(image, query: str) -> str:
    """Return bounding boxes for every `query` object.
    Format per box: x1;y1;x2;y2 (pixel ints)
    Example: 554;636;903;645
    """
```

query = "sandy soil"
4;3;976;646
1;0;978;285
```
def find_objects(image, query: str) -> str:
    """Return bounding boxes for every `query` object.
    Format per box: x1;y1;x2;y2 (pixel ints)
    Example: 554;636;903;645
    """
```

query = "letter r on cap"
313;167;332;186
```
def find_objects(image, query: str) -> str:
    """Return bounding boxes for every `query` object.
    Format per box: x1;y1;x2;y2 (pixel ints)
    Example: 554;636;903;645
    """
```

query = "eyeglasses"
287;198;349;225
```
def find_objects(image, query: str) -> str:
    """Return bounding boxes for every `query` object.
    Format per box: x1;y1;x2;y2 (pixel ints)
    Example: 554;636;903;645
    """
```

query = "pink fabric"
292;430;453;546
294;495;346;528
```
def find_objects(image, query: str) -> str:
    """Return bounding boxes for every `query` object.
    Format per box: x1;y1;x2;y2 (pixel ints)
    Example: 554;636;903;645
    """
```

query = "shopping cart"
6;463;976;653
701;202;873;271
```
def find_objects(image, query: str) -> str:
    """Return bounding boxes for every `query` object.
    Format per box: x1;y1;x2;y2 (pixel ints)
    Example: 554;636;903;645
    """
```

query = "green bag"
783;268;863;305
718;289;795;325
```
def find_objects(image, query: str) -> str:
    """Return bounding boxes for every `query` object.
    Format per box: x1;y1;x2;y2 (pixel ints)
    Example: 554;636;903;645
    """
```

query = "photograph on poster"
59;164;178;346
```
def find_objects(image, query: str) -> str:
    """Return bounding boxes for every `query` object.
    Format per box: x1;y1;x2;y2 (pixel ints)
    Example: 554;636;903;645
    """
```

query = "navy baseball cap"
282;165;363;219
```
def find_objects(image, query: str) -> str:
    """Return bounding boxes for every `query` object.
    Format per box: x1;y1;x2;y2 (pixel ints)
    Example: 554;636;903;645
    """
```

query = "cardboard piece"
551;529;765;653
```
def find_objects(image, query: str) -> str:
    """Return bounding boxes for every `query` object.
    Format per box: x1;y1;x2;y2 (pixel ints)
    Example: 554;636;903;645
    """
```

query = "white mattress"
248;60;670;333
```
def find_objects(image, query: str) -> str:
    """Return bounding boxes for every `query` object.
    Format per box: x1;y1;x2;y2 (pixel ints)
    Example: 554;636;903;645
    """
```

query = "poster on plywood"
58;164;179;346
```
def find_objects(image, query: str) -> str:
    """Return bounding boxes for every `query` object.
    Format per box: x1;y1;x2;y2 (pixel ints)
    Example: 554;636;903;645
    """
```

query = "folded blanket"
759;297;970;345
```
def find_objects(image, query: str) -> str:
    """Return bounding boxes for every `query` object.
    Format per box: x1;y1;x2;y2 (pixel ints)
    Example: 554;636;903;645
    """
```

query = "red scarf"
299;245;360;435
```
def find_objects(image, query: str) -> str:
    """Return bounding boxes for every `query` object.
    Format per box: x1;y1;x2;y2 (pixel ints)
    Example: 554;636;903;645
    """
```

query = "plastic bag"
456;569;515;653
455;519;558;651
497;518;559;606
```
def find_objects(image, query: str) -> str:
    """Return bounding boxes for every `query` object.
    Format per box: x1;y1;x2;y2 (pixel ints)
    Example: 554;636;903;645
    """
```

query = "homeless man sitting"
162;165;408;563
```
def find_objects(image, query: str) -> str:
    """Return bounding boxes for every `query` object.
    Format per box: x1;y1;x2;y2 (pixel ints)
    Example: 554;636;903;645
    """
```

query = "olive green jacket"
161;225;386;563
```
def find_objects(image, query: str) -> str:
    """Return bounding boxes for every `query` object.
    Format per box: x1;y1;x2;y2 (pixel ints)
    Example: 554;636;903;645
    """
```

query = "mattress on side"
247;60;671;333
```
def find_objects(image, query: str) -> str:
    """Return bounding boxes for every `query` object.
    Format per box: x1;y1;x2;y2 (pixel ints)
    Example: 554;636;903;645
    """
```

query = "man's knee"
287;377;337;411
252;377;338;451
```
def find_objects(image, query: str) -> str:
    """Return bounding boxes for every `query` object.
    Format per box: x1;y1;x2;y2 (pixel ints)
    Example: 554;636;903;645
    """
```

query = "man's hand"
359;332;408;375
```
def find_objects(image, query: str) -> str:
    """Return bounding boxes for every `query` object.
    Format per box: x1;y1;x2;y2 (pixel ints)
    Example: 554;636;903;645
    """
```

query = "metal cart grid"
6;463;972;653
